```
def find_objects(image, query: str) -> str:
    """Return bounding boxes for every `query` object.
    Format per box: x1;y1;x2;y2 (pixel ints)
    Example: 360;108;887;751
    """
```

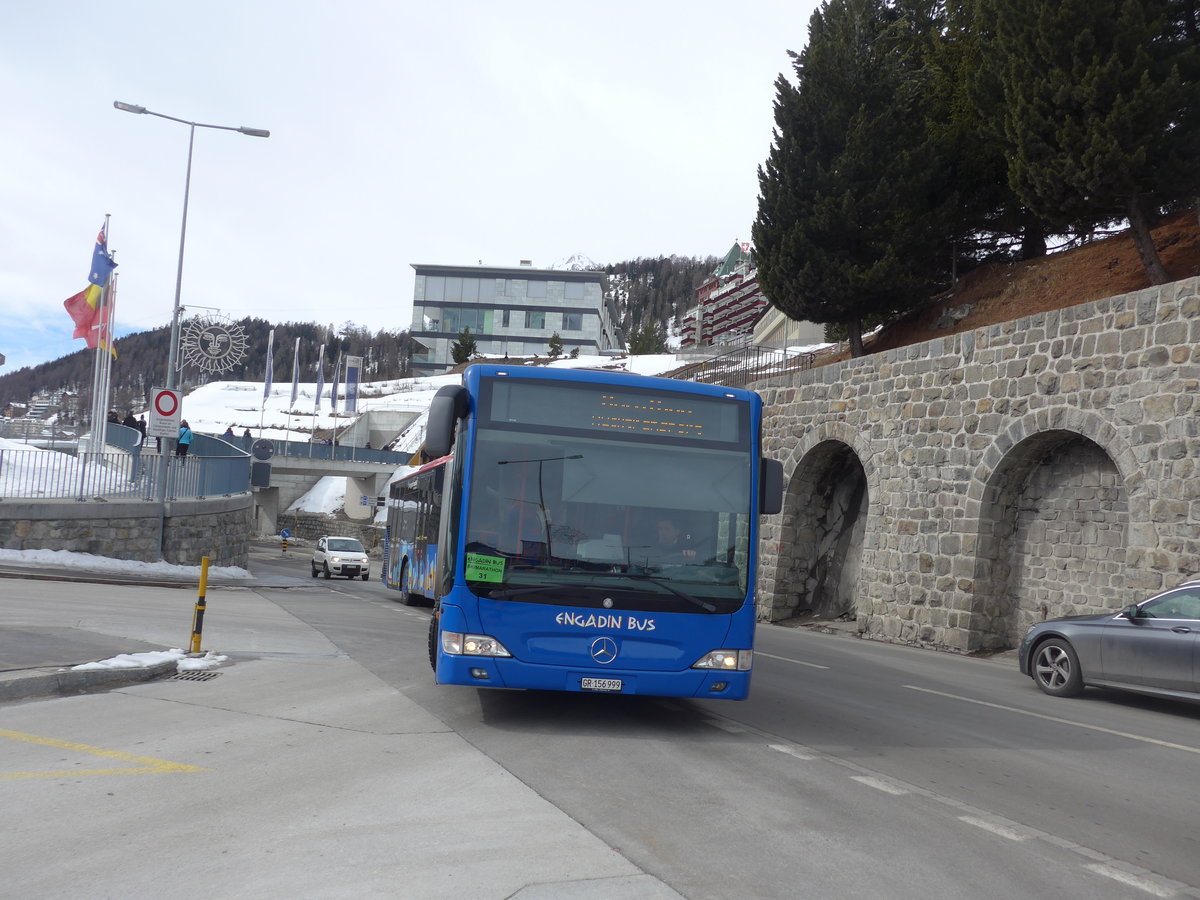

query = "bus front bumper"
436;654;750;700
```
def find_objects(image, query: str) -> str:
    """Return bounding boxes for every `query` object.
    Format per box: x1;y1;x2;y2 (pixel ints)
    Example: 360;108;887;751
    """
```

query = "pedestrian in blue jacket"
177;421;194;458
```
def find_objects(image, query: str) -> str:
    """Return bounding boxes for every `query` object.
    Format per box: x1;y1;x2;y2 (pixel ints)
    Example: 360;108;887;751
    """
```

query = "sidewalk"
0;565;683;899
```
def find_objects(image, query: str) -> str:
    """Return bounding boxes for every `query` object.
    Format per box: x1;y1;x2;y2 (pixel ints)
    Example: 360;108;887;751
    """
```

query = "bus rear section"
422;364;783;700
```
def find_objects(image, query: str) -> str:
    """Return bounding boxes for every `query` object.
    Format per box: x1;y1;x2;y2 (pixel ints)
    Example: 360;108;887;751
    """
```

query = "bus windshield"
462;382;753;615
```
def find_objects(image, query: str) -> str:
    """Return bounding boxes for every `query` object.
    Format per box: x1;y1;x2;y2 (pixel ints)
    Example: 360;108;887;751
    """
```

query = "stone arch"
965;408;1146;651
768;421;877;623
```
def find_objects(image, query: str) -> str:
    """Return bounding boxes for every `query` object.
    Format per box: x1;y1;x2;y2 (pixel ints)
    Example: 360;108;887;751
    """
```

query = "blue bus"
388;363;782;700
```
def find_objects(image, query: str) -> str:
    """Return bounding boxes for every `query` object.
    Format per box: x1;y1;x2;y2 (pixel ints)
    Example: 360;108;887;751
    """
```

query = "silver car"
1018;580;1200;701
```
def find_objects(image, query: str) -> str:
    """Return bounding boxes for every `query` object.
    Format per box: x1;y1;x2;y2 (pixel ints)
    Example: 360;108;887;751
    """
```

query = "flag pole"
259;327;275;437
88;214;113;456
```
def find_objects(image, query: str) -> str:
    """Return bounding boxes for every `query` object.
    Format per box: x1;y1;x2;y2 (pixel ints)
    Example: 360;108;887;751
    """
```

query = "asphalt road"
251;550;1200;899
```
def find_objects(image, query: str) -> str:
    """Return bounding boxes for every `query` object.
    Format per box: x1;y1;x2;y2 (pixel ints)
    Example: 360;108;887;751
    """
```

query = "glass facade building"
409;264;622;374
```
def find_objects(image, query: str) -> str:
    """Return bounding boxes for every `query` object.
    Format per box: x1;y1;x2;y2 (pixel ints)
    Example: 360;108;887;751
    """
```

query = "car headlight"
692;649;752;671
330;555;342;563
441;631;511;657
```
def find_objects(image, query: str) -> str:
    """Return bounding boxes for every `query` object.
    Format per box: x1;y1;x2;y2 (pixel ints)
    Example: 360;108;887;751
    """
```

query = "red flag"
63;225;117;352
64;285;104;346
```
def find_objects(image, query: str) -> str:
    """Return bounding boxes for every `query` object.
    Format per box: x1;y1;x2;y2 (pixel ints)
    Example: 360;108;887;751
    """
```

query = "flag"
330;354;342;414
263;328;275;401
314;343;326;408
344;355;362;413
64;225;117;350
289;336;301;406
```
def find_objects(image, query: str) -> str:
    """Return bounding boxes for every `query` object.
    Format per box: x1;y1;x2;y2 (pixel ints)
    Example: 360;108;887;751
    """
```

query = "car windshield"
462;423;752;615
327;538;365;553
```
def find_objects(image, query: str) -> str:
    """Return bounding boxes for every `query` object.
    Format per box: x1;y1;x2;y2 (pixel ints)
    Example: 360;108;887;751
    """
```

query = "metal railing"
663;342;823;389
0;447;249;502
216;435;410;465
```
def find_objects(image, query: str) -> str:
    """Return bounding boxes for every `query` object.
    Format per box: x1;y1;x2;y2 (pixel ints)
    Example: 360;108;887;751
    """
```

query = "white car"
311;535;370;580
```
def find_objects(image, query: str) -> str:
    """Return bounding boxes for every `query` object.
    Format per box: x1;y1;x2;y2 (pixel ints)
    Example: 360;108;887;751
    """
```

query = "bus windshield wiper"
576;571;718;612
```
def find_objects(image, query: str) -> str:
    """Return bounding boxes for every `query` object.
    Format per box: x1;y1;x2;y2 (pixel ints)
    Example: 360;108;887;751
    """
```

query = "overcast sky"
0;1;818;374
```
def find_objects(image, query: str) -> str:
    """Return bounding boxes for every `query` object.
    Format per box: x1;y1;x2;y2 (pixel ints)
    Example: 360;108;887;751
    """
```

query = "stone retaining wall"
755;277;1200;653
0;495;252;567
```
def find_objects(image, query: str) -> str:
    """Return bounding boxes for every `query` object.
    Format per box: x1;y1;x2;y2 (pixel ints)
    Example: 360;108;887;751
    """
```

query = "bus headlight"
692;649;752;671
441;631;512;657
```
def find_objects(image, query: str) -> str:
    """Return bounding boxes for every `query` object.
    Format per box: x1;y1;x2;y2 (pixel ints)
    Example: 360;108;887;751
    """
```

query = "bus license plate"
581;677;622;692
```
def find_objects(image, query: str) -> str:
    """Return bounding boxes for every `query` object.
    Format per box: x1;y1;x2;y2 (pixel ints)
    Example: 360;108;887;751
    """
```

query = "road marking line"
768;743;816;760
851;775;909;795
1084;864;1176;898
0;729;209;780
903;685;1200;756
705;719;747;734
756;651;829;669
958;815;1030;842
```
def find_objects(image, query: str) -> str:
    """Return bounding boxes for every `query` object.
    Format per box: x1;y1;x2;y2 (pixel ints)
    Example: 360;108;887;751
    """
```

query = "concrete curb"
0;659;178;703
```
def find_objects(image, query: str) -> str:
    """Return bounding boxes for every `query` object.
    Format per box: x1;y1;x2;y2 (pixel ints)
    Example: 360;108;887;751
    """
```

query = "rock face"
755;278;1200;653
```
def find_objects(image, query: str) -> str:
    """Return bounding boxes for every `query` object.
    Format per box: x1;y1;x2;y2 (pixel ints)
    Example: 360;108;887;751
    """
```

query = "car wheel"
361;572;369;581
1032;637;1085;697
310;564;318;578
323;563;332;580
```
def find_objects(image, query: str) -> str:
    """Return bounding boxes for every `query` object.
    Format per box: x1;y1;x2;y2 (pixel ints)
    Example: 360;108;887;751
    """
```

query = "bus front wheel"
427;615;438;672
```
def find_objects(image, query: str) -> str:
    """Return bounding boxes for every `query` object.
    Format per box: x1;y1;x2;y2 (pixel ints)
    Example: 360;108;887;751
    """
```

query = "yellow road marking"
0;728;209;780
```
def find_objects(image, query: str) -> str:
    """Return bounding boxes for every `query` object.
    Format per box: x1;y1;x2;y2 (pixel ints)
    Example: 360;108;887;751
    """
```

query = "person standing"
124;411;145;483
177;420;194;459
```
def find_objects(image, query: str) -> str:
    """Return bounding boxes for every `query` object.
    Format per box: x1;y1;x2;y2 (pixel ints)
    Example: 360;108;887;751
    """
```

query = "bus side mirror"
759;458;783;515
425;385;469;459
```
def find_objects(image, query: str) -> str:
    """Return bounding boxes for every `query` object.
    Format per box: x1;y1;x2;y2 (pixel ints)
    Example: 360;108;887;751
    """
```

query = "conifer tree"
450;328;477;364
987;0;1200;283
627;320;667;355
548;332;564;358
753;0;953;357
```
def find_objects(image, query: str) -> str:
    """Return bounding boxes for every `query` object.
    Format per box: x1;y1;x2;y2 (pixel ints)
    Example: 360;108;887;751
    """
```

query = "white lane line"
768;743;817;761
756;651;829;669
1084;864;1177;898
850;775;909;796
958;815;1031;842
904;685;1200;756
705;719;747;734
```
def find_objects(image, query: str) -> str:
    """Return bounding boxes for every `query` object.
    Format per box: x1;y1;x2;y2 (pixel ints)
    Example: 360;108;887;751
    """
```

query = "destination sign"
484;378;745;445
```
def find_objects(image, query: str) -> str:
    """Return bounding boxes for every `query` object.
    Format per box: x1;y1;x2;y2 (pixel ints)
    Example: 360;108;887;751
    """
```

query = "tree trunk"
1127;194;1170;285
1019;215;1047;260
848;316;865;358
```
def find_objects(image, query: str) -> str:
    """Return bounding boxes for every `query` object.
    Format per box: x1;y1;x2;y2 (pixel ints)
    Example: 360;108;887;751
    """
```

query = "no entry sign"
147;387;182;438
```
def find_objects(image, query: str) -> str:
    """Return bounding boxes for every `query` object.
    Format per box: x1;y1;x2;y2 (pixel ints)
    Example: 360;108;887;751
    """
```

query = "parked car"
1019;580;1200;701
312;536;370;580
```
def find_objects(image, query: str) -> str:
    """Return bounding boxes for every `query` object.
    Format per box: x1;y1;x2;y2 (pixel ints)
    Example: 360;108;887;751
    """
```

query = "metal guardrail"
663;343;823;389
222;436;410;465
0;447;250;502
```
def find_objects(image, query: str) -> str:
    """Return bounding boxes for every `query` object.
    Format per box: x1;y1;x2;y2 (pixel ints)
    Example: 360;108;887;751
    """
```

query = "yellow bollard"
190;556;210;654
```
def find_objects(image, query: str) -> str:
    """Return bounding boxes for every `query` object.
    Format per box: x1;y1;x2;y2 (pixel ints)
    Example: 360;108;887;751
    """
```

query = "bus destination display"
486;378;743;443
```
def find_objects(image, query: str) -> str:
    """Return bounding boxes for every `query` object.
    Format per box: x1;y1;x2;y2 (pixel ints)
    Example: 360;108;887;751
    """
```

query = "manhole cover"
170;671;223;682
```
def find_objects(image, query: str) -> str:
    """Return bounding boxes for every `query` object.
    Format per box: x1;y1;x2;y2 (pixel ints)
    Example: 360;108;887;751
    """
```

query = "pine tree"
627;320;668;355
450;328;477;364
548;332;564;358
989;0;1200;283
753;0;953;357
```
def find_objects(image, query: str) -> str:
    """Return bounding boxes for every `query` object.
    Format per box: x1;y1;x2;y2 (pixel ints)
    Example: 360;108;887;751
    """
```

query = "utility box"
251;462;272;488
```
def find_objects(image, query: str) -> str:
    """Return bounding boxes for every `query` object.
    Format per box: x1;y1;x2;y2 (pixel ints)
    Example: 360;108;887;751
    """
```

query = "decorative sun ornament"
180;314;249;373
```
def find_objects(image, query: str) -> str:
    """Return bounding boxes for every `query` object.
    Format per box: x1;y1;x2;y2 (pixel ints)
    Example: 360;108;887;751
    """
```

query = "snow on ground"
0;435;129;495
0;547;252;580
72;648;229;673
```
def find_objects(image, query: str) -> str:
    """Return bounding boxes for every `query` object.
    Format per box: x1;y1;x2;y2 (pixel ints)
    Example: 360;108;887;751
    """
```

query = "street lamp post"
113;101;269;556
